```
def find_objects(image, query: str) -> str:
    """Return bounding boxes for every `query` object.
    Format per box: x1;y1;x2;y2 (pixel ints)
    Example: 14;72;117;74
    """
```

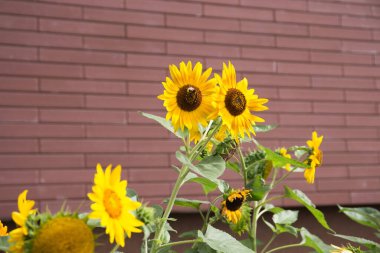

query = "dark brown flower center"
225;88;246;116
176;85;202;112
226;194;244;211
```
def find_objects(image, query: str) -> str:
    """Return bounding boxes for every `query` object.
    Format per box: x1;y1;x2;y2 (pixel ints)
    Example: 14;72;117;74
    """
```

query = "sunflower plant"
0;61;379;253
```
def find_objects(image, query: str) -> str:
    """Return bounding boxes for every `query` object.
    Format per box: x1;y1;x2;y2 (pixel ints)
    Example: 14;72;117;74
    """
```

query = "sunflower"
88;164;144;247
330;245;353;253
221;189;250;224
213;62;268;140
0;220;7;236
304;131;323;184
8;190;36;253
158;61;217;133
279;147;291;171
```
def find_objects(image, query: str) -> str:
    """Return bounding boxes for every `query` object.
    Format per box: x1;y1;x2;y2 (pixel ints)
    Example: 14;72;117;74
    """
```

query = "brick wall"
0;0;380;218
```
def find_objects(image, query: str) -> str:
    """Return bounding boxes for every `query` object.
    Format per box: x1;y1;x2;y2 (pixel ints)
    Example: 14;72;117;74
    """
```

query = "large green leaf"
339;206;380;231
300;228;333;253
168;198;209;210
261;146;308;169
198;225;255;253
141;112;185;138
0;236;9;251
272;210;298;225
190;177;218;195
275;224;298;237
333;234;380;250
284;186;333;232
247;175;270;201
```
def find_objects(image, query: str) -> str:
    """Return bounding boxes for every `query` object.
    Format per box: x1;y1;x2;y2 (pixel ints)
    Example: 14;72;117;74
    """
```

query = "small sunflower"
213;62;268;140
222;189;250;224
88;164;144;247
304;131;323;184
0;220;8;236
158;61;217;133
330;245;353;253
279;147;291;171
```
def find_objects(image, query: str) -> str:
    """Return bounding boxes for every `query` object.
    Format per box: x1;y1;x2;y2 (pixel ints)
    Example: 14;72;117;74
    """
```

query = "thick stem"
265;243;302;253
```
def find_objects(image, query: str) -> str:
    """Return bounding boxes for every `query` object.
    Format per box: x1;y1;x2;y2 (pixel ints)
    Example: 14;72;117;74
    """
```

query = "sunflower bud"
136;204;155;225
213;137;238;161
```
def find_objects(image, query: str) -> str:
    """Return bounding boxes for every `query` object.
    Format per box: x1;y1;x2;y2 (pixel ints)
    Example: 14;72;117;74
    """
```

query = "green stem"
260;234;277;253
251;202;259;252
158;239;199;250
237;146;248;187
272;166;297;189
110;244;120;253
265;243;302;253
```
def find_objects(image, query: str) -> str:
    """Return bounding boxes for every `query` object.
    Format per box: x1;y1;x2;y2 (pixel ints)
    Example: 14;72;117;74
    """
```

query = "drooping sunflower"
213;62;268;140
304;131;323;184
221;189;250;224
279;147;291;171
88;164;144;247
0;220;8;236
330;245;353;253
8;190;36;253
158;61;217;133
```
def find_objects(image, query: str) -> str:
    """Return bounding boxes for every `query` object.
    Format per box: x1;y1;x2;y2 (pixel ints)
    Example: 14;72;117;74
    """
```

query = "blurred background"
0;0;379;252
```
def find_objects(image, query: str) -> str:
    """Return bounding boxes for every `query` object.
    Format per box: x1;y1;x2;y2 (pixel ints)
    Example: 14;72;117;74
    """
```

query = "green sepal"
229;204;251;235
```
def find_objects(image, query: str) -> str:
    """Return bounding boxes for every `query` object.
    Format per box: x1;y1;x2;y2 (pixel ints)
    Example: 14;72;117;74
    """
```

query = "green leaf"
284;186;333;232
217;180;230;194
261;146;308;169
168;198;209;210
253;124;277;133
247;175;270;201
141;112;185;138
333;234;380;250
189;177;218;195
179;230;198;239
196;155;225;179
275;224;299;237
339;206;380;231
300;228;333;253
272;210;298;225
226;161;240;174
264;204;285;214
198;225;255;253
0;236;9;251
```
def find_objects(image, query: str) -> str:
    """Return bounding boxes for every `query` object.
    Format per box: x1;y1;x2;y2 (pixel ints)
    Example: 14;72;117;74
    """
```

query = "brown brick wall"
0;0;379;218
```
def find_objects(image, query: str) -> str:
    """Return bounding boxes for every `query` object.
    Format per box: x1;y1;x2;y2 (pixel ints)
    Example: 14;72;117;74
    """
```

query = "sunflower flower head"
330;245;353;253
0;220;8;236
222;189;250;224
88;164;144;247
213;61;268;140
304;131;323;184
158;61;217;133
279;147;291;171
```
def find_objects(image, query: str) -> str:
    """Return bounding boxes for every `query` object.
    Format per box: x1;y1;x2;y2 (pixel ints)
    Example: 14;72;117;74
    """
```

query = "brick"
343;41;380;54
205;32;275;47
127;26;203;42
0;124;85;138
128;82;163;96
349;166;380;177
189;0;238;4
311;51;372;65
342;16;380;29
312;77;375;90
347;141;380;151
41;139;127;153
40;48;125;66
242;47;308;61
318;128;378;139
240;0;307;11
86;125;169;139
266;101;312;113
0;77;38;91
85;67;164;81
86;95;162;110
280;139;346;152
0;61;83;78
251;87;278;99
128;168;178;182
129;139;181;153
346;90;380;102
40;79;126;94
41;0;123;8
127;110;166;124
0;92;84;108
204;4;273;21
279;88;344;101
308;166;348;179
0;30;82;48
310;26;372;40
84;37;165;53
168;42;239;58
0;14;37;30
0;170;38;185
314;102;377;114
278;62;342;76
84;7;164;26
318;178;380;191
0;108;38;122
40;169;95;184
127;54;203;68
351;191;380;205
40;109;126;124
126;0;201;15
0;139;38;153
279;114;345;126
287;192;351;206
324;153;379;165
86;154;169;168
276;10;339;25
132;182;171;197
344;66;380;77
309;1;372;15
0;155;84;169
374;31;380;40
241;20;307;36
248;74;310;87
0;45;37;61
39;19;125;37
206;58;275;73
167;15;239;32
0;1;81;19
277;37;341;51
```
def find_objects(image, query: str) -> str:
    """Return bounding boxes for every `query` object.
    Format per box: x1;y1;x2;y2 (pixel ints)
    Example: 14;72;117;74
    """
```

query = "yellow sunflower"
8;190;36;253
304;131;323;184
221;189;250;224
330;245;353;253
279;147;291;171
213;62;268;140
158;61;217;132
0;220;8;236
88;164;144;247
